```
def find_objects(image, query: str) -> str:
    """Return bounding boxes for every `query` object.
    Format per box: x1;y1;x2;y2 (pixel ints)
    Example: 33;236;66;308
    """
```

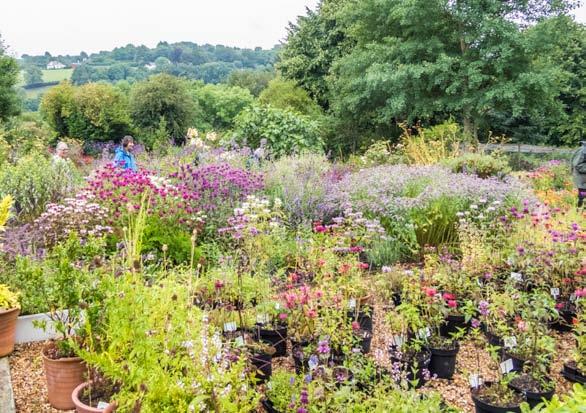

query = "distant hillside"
19;41;278;85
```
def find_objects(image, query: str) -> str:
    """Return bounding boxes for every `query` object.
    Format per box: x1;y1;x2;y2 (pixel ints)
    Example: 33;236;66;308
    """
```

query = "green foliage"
0;152;80;221
191;82;254;131
278;0;352;108
521;384;585;412
142;215;200;265
78;272;260;412
234;105;323;157
258;77;323;118
0;284;19;310
40;81;132;141
130;74;195;140
444;153;511;179
409;196;465;250
227;68;274;97
23;65;43;85
0;37;21;121
0;114;54;161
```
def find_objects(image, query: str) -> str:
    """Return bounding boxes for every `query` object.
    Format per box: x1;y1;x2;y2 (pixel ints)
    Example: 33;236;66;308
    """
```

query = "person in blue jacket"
113;135;137;171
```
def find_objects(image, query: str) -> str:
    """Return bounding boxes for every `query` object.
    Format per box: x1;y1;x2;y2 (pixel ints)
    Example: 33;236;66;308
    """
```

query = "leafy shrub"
233;105;324;157
258;77;322;117
0;114;54;160
400;121;468;165
444;153;511;178
0;153;81;221
0;284;19;310
191;82;254;131
40;81;132;142
130;74;195;141
142;215;200;265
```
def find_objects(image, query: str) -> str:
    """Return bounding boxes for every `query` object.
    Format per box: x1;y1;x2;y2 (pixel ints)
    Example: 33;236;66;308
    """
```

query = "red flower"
351;321;360;331
313;222;327;233
555;302;565;310
442;293;456;301
339;263;351;274
358;262;369;270
214;280;224;290
425;288;437;297
562;277;573;284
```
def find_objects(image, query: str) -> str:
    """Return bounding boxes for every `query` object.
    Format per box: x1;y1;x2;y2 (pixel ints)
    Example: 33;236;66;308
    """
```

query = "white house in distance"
46;61;66;70
144;62;157;71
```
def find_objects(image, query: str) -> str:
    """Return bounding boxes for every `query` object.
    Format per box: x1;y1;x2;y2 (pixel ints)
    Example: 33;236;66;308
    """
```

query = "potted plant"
502;293;557;407
71;372;118;413
469;328;524;413
250;300;288;357
562;288;585;384
34;236;95;410
0;284;20;357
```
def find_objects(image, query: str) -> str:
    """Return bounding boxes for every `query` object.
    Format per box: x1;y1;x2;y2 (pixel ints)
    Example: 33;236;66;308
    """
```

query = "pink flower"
425;288;437;297
442;293;456;301
214;280;224;290
278;313;288;320
555;302;565;310
575;288;586;298
306;309;317;319
447;300;457;308
358;262;369;270
351;321;360;331
517;320;527;332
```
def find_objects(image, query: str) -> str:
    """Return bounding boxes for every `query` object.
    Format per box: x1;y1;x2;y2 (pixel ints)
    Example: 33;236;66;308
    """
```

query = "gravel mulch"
9;342;73;413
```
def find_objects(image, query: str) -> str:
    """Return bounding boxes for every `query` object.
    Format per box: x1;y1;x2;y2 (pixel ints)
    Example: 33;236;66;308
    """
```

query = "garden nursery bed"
0;127;585;413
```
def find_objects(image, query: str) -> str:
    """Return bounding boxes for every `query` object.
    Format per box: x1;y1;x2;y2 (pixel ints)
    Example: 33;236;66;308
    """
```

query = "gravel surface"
9;342;73;413
8;316;577;413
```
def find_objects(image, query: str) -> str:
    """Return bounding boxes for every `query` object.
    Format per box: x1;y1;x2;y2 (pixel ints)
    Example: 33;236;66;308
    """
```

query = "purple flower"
478;300;489;316
471;318;481;328
317;339;330;354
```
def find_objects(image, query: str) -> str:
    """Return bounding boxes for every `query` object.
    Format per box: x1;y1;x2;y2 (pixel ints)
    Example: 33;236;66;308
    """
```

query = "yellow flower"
0;195;13;231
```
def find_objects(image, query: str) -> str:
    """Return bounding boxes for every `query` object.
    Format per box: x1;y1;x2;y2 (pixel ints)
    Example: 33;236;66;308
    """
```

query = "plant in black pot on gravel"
562;287;585;384
470;336;525;413
506;292;557;407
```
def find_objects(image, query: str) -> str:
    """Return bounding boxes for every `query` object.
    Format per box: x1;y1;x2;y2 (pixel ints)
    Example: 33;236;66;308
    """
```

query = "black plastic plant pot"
550;309;576;332
429;343;459;379
440;314;467;337
358;331;372;354
561;361;586;384
483;329;504;347
347;310;374;333
257;325;288;357
261;399;281;413
508;375;555;409
392;292;402;307
250;351;273;384
390;348;431;389
291;340;311;374
470;383;522;413
502;352;526;373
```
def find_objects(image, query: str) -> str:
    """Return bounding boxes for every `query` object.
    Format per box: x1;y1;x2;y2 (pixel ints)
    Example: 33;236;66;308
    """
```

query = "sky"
0;0;584;57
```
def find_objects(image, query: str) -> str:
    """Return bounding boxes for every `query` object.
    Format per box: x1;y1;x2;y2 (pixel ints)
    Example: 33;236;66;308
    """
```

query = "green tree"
227;69;274;97
24;65;43;85
40;81;132;141
258;77;322;118
233;105;323;157
0;36;21;121
328;0;576;139
278;0;352;109
191;82;254;131
129;74;195;140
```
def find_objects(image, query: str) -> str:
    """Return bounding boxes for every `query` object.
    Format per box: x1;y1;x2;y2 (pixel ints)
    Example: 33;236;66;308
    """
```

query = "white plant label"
348;298;357;309
510;272;523;282
469;374;483;388
550;288;560;298
97;402;109;409
500;359;514;374
223;322;237;332
275;303;281;310
256;314;270;324
392;335;405;347
234;336;244;347
503;336;517;348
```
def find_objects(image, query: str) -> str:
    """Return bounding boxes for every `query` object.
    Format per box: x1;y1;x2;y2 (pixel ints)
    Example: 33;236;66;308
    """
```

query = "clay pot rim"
72;381;116;413
0;307;20;316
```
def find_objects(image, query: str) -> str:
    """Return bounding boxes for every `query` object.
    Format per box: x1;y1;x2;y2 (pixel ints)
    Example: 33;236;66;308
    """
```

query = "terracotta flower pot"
72;381;117;413
0;307;19;356
43;349;86;410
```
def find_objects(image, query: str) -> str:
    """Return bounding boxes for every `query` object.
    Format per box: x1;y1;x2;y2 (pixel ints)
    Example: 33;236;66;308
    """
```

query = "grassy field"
24;85;54;99
42;68;73;82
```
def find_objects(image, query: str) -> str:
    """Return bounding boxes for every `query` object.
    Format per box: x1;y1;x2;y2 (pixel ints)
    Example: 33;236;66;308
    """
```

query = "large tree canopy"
0;37;21;122
328;0;577;138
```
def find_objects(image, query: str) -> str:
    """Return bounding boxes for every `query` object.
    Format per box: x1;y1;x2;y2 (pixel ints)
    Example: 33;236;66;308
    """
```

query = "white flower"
470;204;478;210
